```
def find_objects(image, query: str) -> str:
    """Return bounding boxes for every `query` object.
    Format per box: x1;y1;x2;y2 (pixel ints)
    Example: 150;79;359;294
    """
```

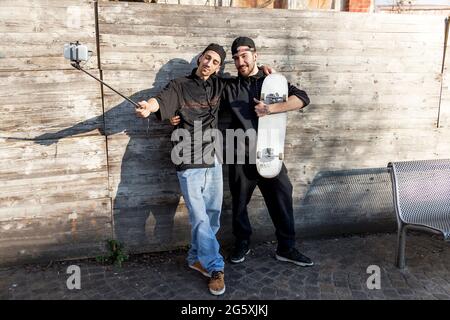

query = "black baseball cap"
201;43;226;65
231;37;256;56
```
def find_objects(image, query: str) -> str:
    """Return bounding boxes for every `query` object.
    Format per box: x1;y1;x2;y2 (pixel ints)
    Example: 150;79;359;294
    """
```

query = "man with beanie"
223;37;314;267
136;43;227;296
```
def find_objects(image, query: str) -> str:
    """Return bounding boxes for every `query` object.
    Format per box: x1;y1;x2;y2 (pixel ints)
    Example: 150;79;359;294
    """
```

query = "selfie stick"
71;61;140;108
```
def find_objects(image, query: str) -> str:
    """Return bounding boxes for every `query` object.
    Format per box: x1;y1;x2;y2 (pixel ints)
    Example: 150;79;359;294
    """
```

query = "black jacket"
222;69;310;131
221;69;310;160
154;68;227;170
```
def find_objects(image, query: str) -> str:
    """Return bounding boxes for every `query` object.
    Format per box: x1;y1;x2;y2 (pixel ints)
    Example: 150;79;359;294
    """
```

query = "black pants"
228;163;295;251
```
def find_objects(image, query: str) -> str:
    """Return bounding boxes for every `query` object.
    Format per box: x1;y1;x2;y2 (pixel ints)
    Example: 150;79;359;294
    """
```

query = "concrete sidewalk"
1;232;450;300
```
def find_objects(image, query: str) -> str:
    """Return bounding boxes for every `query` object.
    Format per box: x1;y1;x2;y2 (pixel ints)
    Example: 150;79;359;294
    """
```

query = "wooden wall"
0;0;111;265
1;0;449;265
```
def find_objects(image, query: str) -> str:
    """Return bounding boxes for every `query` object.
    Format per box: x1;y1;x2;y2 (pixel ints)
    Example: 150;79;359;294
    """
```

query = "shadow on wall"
34;58;200;251
297;167;397;238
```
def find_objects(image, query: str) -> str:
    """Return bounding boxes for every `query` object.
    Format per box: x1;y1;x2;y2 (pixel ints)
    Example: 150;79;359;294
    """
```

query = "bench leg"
396;224;407;268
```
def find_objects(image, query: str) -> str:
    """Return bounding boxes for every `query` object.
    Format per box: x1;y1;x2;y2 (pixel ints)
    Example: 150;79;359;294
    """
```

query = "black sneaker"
275;248;314;267
230;240;250;264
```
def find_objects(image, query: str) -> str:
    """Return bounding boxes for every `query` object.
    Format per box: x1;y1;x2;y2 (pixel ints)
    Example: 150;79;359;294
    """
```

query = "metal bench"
388;159;450;268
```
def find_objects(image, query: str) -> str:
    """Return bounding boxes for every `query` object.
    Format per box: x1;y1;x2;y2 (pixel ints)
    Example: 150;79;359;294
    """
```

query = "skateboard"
256;73;288;178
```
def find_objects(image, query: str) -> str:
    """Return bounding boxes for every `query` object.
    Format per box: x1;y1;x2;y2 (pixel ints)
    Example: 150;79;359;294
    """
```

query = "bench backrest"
389;159;450;237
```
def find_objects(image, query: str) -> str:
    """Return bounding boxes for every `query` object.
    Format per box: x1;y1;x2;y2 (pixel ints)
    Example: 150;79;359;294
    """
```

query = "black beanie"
201;43;226;65
231;37;256;56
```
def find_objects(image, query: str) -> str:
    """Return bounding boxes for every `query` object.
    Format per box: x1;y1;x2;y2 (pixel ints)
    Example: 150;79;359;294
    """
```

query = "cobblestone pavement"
1;232;450;300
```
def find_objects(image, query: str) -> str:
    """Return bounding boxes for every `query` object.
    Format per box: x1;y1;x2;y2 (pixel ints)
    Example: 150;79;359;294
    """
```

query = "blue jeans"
176;160;224;273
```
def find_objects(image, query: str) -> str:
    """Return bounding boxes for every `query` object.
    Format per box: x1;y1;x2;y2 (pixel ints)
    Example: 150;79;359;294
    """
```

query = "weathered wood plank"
0;197;112;265
98;3;443;34
99;51;441;73
438;33;450;128
0;133;111;265
99;32;443;51
99;24;444;46
99;70;442;95
0;70;103;138
439;70;450;127
283;130;450;174
0;0;97;71
0;0;109;266
0;136;109;205
97;2;445;77
305;93;440;105
289;111;438;130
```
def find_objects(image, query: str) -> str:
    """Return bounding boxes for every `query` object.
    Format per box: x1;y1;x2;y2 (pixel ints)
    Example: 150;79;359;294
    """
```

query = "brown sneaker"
189;261;210;277
208;271;225;296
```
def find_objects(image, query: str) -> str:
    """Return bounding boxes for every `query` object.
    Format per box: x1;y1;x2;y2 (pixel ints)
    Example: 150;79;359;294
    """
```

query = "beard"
237;60;256;77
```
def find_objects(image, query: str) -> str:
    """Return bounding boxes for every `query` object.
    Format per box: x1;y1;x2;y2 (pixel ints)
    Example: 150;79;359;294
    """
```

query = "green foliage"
96;239;129;267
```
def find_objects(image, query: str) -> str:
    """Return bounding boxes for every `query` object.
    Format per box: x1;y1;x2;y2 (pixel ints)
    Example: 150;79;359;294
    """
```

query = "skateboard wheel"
279;153;284;160
257;151;262;159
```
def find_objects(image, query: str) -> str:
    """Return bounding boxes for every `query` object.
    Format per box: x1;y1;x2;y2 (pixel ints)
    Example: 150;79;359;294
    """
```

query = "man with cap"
136;43;227;296
223;37;313;267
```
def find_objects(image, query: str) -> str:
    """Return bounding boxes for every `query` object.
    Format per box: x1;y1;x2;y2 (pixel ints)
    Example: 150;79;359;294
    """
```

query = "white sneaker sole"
209;285;226;296
275;254;314;267
230;249;250;264
189;264;211;277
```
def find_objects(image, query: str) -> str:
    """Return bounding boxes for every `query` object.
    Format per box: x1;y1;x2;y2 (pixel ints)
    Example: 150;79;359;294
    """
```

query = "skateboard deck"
256;73;288;178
